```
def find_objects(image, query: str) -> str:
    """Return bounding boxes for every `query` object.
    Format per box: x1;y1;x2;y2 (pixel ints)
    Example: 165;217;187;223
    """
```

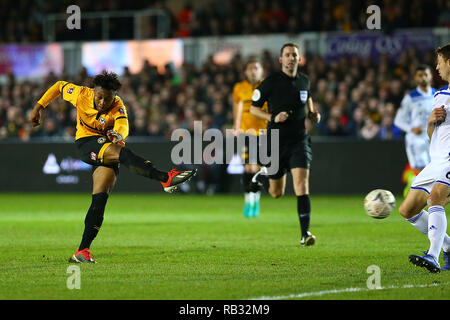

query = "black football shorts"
75;135;120;175
268;135;312;180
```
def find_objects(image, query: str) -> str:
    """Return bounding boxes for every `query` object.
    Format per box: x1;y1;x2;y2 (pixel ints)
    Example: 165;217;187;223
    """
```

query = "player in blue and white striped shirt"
394;65;436;197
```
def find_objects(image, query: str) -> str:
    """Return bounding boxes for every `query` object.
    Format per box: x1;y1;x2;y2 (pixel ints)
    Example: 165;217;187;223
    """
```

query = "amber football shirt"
232;79;268;135
37;81;129;141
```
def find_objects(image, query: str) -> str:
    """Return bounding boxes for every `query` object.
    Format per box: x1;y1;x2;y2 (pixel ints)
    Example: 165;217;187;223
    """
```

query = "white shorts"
405;135;430;169
411;159;450;194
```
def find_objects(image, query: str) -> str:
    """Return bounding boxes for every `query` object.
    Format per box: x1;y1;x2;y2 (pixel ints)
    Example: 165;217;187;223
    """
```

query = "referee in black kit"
250;43;321;247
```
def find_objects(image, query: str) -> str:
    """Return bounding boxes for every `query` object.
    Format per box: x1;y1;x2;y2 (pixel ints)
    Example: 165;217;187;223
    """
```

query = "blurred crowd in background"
1;0;449;42
1;0;448;194
0;47;446;142
1;0;449;141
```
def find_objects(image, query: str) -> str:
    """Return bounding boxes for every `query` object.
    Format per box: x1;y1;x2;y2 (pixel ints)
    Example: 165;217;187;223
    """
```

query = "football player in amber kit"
30;71;196;263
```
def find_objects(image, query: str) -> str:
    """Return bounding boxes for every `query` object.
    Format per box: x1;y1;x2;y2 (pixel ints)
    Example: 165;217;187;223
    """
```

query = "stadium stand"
0;46;447;141
0;0;448;141
0;0;449;42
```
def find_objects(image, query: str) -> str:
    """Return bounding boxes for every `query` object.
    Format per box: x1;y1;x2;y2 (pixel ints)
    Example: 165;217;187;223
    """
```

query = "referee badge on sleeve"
252;89;261;102
300;90;308;104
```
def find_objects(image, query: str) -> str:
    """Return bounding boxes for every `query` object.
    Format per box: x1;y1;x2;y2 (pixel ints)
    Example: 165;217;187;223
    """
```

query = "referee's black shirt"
252;70;310;144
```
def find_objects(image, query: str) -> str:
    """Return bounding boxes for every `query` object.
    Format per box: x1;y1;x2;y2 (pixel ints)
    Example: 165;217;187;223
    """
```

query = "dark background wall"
0;139;408;195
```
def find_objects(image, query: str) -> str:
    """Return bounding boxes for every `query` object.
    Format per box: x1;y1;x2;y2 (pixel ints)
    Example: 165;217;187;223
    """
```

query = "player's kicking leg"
161;168;197;193
415;182;449;272
398;188;435;270
398;188;429;234
104;144;196;193
400;186;450;272
69;166;116;264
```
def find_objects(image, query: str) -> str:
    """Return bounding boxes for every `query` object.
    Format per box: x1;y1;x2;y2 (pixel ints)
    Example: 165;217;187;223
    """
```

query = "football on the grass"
364;189;395;219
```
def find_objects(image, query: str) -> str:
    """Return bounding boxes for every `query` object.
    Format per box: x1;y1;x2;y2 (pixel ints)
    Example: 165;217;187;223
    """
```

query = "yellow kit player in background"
29;71;196;263
232;58;268;218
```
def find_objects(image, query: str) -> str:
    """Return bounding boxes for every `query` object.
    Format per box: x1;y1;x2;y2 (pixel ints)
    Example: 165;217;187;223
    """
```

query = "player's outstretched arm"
30;103;44;127
30;81;76;127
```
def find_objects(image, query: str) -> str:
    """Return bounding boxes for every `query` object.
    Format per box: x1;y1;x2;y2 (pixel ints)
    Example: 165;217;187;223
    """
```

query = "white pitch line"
249;282;449;300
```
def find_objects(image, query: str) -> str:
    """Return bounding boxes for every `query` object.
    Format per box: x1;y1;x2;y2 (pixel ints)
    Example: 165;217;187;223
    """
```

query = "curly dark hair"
93;70;122;91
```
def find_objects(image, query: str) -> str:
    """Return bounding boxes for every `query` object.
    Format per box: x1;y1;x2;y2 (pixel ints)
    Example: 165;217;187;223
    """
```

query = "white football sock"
254;191;261;203
244;192;250;204
427;206;447;260
407;210;429;234
407;210;450;252
249;192;255;205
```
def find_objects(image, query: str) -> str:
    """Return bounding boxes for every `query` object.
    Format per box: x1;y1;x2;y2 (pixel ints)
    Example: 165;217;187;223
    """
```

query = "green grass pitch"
0;193;448;300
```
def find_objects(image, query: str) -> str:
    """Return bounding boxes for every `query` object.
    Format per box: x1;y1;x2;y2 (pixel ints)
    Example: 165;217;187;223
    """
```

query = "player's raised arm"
30;102;44;127
30;81;65;127
30;81;80;127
